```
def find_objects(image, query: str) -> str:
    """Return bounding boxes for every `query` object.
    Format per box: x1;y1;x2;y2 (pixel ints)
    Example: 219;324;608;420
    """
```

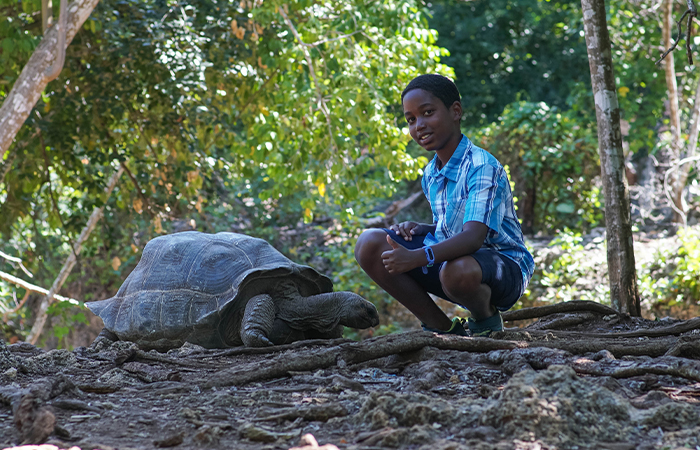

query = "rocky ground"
2;302;700;450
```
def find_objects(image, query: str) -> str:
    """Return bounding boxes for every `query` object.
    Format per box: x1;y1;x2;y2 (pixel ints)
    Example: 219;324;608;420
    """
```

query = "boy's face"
403;88;462;152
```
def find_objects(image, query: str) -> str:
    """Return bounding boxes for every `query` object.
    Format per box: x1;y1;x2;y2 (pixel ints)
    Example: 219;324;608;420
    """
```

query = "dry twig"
657;0;698;65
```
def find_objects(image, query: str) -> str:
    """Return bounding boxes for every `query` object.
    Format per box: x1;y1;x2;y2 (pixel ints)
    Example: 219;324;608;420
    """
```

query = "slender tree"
662;0;686;224
580;0;640;315
0;0;99;157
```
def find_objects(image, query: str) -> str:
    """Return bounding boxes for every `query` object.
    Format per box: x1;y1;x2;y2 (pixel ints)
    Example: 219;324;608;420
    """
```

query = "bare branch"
0;270;79;305
0;251;34;279
44;0;68;81
656;3;697;65
662;153;700;226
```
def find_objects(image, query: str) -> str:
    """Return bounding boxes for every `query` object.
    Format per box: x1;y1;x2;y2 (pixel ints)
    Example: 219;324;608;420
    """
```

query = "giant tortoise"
87;231;379;350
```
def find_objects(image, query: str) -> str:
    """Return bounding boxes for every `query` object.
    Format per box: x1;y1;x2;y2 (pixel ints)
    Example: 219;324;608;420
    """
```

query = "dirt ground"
2;304;700;450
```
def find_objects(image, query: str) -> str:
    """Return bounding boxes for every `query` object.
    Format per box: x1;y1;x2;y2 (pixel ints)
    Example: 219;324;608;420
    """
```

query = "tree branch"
0;270;79;305
656;2;697;65
0;251;34;279
0;0;101;155
44;0;68;81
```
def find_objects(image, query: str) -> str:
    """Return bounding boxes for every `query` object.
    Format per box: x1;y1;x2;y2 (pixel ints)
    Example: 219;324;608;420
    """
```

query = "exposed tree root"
254;404;347;422
195;338;353;359
665;336;700;357
572;356;700;383
519;317;700;339
501;300;621;322
134;350;216;369
524;312;598;330
513;333;688;358
202;328;700;387
203;331;519;387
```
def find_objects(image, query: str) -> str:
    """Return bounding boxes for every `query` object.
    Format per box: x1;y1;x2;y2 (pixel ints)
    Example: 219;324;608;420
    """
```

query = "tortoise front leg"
241;294;276;347
89;328;119;350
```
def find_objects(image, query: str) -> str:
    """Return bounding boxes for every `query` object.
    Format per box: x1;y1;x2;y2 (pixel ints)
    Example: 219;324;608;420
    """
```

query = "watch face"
425;246;435;267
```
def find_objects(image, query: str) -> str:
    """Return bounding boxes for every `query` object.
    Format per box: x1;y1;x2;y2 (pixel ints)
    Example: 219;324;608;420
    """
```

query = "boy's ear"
450;101;463;122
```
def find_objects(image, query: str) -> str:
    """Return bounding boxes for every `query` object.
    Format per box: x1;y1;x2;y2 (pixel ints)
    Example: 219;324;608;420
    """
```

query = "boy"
354;74;534;336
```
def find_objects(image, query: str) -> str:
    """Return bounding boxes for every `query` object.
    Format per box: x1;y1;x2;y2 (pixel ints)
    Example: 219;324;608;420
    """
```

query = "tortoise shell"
87;231;333;349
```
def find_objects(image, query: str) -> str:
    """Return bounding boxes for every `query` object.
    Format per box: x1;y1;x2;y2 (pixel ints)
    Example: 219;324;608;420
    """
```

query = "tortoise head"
338;292;380;329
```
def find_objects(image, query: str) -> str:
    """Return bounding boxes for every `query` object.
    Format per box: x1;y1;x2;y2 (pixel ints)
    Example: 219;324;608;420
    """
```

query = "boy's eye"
424;110;434;115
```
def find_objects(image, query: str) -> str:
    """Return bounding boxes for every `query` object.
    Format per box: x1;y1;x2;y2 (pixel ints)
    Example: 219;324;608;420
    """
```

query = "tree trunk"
0;0;100;156
580;0;640;316
662;0;686;224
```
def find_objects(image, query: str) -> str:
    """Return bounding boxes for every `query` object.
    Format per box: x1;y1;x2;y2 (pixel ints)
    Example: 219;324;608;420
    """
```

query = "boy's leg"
439;256;494;320
440;249;523;328
354;229;453;331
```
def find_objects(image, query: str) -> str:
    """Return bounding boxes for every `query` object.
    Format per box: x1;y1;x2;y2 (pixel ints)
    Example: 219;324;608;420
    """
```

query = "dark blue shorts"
383;228;523;311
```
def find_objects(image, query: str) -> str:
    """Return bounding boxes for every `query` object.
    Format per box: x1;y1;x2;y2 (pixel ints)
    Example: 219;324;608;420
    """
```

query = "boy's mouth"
419;133;433;144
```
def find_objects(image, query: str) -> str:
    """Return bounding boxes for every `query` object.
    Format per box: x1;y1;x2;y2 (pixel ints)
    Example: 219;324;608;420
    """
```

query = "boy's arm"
430;221;487;264
383;221;486;273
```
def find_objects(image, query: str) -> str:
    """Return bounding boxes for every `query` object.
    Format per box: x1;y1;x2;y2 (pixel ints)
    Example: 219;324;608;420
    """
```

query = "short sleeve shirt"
421;135;535;291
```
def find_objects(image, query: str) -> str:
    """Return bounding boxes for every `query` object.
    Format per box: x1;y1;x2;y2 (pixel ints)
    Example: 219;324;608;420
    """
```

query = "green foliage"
428;0;589;125
607;1;678;158
638;226;700;312
523;230;610;307
44;301;90;349
473;101;602;233
0;0;41;98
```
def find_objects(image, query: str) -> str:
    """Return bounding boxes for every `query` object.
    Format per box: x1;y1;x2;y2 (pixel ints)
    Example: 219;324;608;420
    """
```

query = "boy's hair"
401;74;461;109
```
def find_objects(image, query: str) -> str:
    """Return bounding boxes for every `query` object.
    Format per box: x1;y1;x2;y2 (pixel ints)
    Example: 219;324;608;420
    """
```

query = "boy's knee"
354;229;388;264
440;258;482;298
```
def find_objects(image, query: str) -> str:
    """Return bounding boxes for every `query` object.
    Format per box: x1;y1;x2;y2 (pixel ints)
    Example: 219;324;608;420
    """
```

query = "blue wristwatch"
422;246;435;274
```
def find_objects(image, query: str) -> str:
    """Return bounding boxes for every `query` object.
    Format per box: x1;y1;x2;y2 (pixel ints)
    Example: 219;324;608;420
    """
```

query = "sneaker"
422;317;468;336
467;310;504;337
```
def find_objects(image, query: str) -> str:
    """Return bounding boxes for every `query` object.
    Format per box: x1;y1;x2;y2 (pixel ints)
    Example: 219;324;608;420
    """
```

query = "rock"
153;431;185;447
13;394;56;445
194;425;222;445
356;391;478;429
480;365;632;446
21;350;77;375
629;390;672;409
239;422;294;443
95;368;142;388
1;340;18;372
642;402;699;431
3;445;81;450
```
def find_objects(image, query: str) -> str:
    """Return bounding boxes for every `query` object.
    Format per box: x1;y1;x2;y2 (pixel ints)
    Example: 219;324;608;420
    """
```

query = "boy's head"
402;74;463;153
401;74;461;110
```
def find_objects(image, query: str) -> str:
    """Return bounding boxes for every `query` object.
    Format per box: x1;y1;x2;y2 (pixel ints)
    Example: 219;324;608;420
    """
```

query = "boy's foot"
422;317;468;336
467;310;504;337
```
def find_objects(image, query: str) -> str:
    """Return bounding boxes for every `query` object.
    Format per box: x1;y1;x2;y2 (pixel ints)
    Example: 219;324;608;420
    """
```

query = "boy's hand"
382;235;423;274
389;221;424;241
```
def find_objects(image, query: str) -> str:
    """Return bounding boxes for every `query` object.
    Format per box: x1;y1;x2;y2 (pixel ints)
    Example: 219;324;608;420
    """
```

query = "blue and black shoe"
422;317;469;336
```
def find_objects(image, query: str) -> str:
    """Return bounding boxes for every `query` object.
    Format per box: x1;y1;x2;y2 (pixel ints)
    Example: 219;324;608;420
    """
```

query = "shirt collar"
428;135;470;182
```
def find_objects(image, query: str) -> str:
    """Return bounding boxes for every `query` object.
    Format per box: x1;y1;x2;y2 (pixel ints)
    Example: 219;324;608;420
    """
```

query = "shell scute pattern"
88;231;334;349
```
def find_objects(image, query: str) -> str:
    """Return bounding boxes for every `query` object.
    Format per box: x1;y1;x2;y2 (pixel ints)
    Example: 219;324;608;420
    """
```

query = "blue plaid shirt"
421;135;534;291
